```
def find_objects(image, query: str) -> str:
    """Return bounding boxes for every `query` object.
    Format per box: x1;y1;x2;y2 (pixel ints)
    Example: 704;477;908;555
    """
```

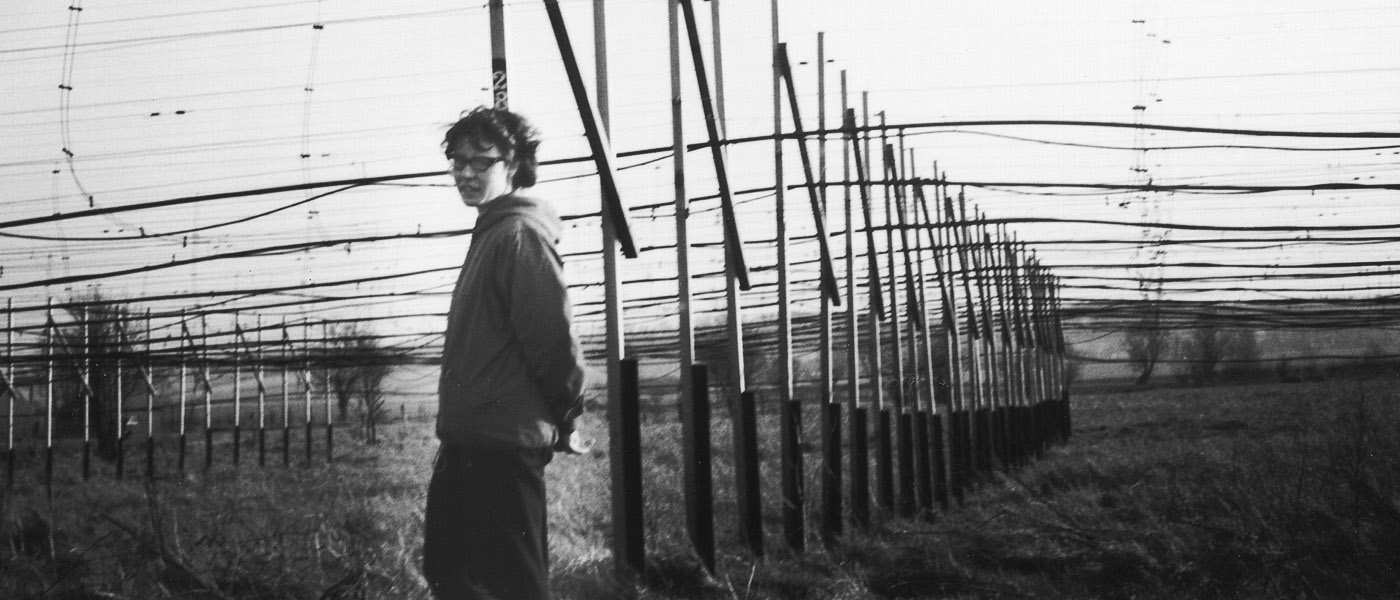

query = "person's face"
447;140;514;209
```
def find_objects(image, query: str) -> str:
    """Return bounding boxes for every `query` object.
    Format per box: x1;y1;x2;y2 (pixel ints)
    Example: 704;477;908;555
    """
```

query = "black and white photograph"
2;1;1398;598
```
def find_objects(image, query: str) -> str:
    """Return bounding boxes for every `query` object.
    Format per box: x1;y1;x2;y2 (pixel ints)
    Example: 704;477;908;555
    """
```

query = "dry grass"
3;379;1399;598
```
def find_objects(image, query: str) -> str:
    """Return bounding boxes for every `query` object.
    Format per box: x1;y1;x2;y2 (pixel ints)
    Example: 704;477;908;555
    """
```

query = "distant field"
3;378;1398;599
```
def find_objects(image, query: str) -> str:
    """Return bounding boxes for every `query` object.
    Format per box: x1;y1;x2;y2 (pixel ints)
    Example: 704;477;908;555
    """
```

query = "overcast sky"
3;0;1398;353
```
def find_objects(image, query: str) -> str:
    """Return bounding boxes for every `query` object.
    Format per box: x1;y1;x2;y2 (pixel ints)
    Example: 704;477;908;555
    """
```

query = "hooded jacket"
436;194;585;449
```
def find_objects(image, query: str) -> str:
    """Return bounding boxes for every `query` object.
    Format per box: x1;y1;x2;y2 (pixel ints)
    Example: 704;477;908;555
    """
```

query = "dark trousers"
423;444;553;600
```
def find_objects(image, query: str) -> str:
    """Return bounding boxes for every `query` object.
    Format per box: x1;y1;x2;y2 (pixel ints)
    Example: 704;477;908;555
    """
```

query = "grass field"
3;378;1399;599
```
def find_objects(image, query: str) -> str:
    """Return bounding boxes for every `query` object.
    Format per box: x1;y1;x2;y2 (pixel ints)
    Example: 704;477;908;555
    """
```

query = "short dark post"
897;410;916;517
820;400;842;545
913;410;932;514
617;358;645;572
780;394;805;552
686;364;715;571
876;409;894;512
146;435;155;479
736;390;763;557
931;412;950;511
954;409;969;506
850;405;870;527
115;429;126;480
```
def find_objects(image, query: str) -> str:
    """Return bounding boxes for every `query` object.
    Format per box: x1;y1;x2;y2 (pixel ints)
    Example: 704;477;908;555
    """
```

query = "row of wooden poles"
514;0;1074;577
0;303;357;490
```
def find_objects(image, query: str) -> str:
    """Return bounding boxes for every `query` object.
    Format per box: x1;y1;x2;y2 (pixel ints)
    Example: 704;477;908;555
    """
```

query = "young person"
423;107;588;600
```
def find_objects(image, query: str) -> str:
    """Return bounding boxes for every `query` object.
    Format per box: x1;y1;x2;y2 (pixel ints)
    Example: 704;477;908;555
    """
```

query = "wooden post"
676;0;748;285
949;190;989;473
233;313;242;465
256;315;266;467
841;83;868;531
115;314;125;480
673;0;713;570
617;358;645;572
860;98;893;514
178;313;189;473
144;310;155;478
916;183;958;510
682;0;762;557
303;321;313;464
488;0;507;109
815;33;842;547
689;364;715;570
909;157;944;515
774;44;841;303
879;117;914;517
80;306;90;480
322;321;332;463
203;316;214;470
891;140;931;514
771;0;805;554
544;0;648;573
4;299;12;486
45;299;54;496
939;184;974;503
281;320;291;467
542;0;637;259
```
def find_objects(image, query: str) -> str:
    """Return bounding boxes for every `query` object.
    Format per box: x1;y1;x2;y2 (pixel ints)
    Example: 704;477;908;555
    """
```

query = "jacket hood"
474;194;562;244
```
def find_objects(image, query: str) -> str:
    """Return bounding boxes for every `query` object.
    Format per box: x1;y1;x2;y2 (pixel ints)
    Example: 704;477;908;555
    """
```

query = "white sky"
2;0;1398;355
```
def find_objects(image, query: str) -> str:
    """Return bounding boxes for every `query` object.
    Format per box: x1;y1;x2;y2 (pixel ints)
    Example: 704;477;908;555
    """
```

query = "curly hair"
443;107;542;189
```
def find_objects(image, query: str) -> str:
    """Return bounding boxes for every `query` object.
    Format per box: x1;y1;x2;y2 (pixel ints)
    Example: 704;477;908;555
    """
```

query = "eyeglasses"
447;155;507;173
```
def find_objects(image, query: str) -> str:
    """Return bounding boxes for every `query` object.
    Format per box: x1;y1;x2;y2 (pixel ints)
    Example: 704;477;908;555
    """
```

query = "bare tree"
1178;310;1259;386
55;293;145;460
325;323;395;443
1123;312;1170;386
326;324;362;422
1179;319;1226;387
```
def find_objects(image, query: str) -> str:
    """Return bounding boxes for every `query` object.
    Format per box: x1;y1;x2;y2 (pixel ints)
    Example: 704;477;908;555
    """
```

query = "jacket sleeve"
500;222;586;431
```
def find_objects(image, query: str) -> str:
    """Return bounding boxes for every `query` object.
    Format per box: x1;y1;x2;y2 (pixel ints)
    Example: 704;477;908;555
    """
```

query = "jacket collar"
475;194;562;244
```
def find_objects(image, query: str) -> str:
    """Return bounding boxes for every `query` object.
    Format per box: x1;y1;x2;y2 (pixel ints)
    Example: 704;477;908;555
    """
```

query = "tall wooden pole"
891;139;930;513
878;116;914;517
115;314;125;479
940;184;976;497
322;321;332;462
45;299;54;495
907;153;945;513
204;316;215;469
773;0;804;554
302;321;312;464
488;0;507;109
4;299;12;485
863;97;893;513
233;313;243;465
917;182;958;509
80;306;90;479
711;0;762;558
256;315;266;466
280;319;290;467
676;0;748;284
673;0;713;572
842;83;868;531
590;0;644;574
